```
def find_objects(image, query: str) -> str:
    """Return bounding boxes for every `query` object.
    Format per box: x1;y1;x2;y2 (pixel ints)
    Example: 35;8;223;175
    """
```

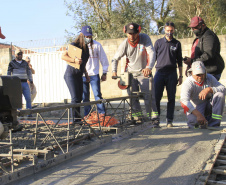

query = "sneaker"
167;123;173;127
152;119;161;128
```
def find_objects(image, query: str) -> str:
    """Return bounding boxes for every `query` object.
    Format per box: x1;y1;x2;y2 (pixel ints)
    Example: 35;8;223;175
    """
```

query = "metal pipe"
18;95;142;116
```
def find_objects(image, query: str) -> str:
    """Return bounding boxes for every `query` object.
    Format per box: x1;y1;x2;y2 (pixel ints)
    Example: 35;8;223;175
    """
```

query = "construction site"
0;97;224;185
0;34;225;185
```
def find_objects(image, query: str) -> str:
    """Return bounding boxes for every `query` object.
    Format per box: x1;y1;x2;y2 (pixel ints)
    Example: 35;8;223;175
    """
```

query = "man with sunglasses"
180;61;225;128
7;49;33;115
184;16;224;81
153;22;183;127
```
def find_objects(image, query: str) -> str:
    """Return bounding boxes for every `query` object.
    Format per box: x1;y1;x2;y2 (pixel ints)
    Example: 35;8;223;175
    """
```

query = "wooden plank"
207;180;226;185
217;160;226;165
196;133;226;184
212;169;226;175
218;155;226;160
13;149;49;154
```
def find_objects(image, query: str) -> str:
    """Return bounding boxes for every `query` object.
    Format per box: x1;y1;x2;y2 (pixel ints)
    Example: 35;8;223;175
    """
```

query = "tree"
170;0;226;35
64;0;173;39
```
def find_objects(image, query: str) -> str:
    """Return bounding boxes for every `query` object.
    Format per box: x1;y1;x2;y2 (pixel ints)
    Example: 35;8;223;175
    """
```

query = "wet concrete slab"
9;122;226;185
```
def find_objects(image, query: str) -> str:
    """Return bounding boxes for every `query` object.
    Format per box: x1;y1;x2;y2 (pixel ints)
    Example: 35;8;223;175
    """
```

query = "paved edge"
194;132;226;185
0;121;154;185
0;135;112;185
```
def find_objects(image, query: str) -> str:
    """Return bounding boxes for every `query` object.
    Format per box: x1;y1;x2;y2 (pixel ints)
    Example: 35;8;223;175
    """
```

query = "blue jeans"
21;82;32;109
83;74;105;116
64;66;83;121
154;69;177;122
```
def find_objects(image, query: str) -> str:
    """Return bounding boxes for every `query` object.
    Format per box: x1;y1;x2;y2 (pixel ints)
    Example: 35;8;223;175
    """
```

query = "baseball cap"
0;27;5;39
188;61;206;75
188;16;204;28
125;23;140;34
81;26;93;36
15;49;23;55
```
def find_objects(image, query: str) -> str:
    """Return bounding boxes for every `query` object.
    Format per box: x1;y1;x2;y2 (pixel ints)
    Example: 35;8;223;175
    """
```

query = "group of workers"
1;15;225;129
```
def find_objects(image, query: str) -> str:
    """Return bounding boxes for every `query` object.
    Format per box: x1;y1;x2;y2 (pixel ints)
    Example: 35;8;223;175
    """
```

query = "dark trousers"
64;66;83;121
154;69;177;122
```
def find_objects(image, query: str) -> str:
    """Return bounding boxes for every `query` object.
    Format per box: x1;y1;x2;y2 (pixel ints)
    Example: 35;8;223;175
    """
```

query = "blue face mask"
84;37;91;44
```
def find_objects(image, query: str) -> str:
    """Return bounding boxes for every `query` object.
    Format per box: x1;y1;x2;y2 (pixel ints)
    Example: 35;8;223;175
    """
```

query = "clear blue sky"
0;0;75;44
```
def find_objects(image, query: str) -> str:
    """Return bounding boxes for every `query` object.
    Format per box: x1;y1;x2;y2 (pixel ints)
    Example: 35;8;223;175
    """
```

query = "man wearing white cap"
180;61;225;128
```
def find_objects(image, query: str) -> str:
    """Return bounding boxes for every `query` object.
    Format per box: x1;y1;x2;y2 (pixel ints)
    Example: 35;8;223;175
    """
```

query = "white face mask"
84;37;91;44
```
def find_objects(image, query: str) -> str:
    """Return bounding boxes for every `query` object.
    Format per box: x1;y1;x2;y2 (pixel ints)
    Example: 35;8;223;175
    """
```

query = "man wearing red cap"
112;23;159;127
0;27;6;39
184;16;224;81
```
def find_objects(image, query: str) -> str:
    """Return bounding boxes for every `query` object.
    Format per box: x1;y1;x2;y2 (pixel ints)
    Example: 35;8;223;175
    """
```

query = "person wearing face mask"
184;16;225;81
153;22;183;127
180;61;225;128
61;26;90;123
82;28;109;118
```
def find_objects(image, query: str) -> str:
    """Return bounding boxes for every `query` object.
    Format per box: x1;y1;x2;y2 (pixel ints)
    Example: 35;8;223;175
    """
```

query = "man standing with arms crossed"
112;23;159;126
154;22;183;127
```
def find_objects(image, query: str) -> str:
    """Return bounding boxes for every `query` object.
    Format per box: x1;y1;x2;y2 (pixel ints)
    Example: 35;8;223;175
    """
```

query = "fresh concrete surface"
9;122;226;185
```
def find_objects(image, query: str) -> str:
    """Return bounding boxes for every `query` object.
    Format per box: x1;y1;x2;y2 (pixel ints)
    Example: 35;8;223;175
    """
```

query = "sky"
0;0;75;45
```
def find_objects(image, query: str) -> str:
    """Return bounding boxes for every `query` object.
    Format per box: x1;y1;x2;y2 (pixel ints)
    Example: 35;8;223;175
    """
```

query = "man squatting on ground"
112;23;159;123
180;61;225;128
82;26;109;117
153;22;182;127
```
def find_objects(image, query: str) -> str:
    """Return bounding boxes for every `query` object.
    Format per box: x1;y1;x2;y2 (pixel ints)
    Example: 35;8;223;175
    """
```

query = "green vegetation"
64;0;226;40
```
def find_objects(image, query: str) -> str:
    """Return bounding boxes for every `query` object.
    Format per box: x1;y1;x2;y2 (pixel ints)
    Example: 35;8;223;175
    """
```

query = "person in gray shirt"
112;23;160;127
180;61;225;128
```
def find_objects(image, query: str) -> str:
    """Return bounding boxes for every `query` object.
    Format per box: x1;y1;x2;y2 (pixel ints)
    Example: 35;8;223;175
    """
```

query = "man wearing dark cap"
112;23;160;126
184;16;224;81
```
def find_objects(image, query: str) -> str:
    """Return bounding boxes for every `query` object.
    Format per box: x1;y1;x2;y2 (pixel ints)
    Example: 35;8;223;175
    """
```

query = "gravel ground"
9;124;222;185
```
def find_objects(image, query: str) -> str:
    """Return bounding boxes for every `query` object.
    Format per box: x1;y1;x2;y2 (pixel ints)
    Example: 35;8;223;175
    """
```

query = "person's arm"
180;79;195;114
111;39;127;78
144;34;156;70
191;109;207;125
177;42;183;85
194;33;216;62
142;34;156;77
26;63;33;83
98;43;109;81
7;62;13;75
61;50;82;64
29;64;35;74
